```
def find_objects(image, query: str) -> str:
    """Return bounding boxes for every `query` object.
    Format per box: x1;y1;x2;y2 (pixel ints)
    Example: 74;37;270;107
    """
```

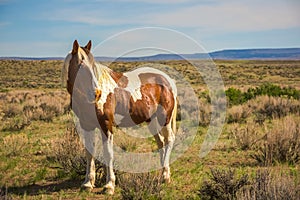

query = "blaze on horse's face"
66;40;95;94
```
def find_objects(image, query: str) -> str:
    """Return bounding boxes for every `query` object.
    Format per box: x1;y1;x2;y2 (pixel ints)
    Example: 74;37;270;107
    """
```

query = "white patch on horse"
124;67;177;102
123;71;143;102
94;63;118;112
114;113;124;125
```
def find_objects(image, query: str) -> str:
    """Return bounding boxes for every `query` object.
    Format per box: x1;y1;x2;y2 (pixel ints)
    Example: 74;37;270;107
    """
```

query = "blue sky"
0;0;299;57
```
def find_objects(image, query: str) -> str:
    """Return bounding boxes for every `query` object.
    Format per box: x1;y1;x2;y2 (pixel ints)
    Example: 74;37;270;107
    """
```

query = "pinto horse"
62;40;177;194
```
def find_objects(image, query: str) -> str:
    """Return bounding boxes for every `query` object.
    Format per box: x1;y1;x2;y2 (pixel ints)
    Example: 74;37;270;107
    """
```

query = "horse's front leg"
102;131;115;195
81;130;96;191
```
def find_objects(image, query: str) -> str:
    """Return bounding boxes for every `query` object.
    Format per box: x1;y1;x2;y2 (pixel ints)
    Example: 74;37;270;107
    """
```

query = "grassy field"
0;59;300;199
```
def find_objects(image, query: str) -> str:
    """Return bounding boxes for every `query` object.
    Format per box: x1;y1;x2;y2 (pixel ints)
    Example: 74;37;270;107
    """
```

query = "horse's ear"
85;40;92;51
72;40;79;54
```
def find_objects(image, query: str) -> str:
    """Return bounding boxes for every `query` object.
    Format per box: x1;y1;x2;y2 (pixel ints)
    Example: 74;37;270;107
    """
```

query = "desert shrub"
1;102;30;131
230;120;264;150
255;96;300;120
177;87;204;126
2;104;22;118
198;100;211;126
118;172;163;200
199;168;300;200
50;124;105;179
0;186;12;200
251;116;300;165
198;168;250;200
23;103;62;122
239;169;300;200
1;133;29;157
1;115;30;131
0;90;70;129
50;124;86;175
227;105;251;123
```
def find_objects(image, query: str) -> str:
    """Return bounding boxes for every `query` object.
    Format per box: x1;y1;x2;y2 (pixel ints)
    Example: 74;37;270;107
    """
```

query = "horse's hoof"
103;184;115;195
163;177;171;184
81;183;94;192
105;188;114;195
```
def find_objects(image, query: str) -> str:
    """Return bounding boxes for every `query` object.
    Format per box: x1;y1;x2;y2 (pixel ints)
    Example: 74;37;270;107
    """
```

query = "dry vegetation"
0;59;300;199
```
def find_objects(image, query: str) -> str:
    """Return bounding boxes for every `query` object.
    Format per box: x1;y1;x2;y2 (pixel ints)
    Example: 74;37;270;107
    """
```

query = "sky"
0;0;300;57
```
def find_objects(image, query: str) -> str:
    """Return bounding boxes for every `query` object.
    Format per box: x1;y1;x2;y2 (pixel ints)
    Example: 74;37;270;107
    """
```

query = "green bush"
226;88;245;106
226;84;300;106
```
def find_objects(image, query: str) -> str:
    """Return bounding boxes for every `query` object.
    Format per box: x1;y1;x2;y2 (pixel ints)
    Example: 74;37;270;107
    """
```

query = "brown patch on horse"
109;71;129;88
137;73;175;126
96;92;116;134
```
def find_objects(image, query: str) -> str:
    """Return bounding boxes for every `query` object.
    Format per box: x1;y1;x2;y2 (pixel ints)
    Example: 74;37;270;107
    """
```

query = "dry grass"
0;90;69;131
1;133;29;157
0;60;62;89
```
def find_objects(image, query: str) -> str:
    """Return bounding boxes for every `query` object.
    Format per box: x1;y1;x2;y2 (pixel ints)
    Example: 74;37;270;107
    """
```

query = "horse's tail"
172;97;178;134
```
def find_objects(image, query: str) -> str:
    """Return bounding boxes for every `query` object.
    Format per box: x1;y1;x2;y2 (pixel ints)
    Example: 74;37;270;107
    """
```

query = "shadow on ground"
5;179;82;196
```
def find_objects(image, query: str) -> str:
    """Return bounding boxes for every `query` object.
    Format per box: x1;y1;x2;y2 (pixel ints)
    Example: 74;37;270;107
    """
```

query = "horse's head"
62;40;95;94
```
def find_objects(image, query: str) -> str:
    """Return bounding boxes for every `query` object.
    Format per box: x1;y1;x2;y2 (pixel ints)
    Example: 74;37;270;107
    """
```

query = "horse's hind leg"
81;130;96;191
161;122;175;183
148;117;175;183
148;117;165;167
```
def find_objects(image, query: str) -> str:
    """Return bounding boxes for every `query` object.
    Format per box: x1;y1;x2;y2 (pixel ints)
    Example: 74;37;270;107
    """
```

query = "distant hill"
1;48;300;61
0;57;64;61
209;48;300;60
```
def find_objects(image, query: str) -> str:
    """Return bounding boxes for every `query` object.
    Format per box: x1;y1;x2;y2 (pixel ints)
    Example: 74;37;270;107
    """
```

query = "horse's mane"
61;53;72;88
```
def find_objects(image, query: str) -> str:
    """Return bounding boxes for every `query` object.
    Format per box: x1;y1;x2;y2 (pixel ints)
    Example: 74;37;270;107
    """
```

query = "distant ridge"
209;48;300;60
1;48;300;61
0;57;64;61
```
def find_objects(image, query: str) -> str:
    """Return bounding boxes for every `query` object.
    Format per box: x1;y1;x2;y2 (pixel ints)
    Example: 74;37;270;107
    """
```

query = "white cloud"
143;0;300;32
93;27;206;57
95;0;200;4
47;0;300;32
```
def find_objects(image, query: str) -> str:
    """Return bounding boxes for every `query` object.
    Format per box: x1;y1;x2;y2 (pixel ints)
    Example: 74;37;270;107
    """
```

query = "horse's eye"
81;55;85;60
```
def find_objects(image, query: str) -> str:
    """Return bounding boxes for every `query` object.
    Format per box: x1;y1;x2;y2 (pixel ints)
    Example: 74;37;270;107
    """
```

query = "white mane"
93;63;118;111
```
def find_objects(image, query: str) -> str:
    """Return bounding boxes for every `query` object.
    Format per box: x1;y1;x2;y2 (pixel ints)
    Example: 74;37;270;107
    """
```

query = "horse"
62;40;177;194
